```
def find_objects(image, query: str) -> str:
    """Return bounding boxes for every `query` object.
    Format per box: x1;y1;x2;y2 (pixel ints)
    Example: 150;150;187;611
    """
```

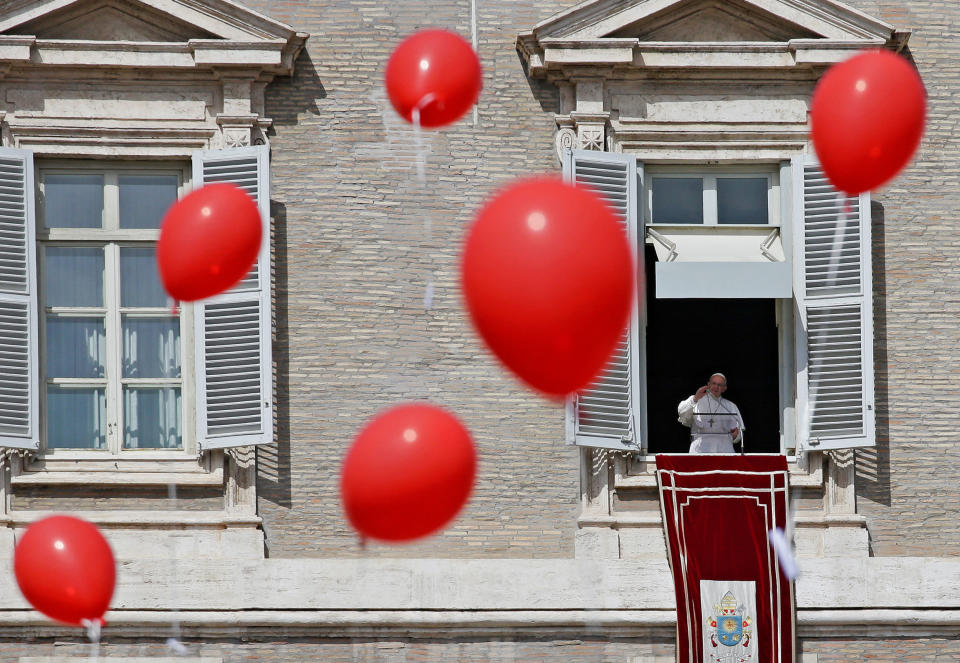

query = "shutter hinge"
808;437;820;447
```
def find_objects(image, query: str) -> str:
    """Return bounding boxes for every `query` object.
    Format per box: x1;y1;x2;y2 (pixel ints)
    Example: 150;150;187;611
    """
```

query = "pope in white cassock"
677;373;745;454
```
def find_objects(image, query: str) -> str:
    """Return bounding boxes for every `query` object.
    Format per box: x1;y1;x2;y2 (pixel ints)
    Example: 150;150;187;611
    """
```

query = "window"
0;145;272;457
647;167;779;227
564;150;875;457
37;164;190;455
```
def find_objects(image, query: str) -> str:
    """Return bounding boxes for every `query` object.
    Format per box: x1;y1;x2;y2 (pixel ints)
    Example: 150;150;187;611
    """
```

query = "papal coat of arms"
705;590;754;662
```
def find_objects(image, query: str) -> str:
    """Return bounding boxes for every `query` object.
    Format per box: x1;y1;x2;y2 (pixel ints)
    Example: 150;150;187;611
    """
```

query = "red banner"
656;454;794;663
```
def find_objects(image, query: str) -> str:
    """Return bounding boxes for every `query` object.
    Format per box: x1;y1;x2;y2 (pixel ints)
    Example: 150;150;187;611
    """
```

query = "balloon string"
769;490;802;581
825;190;851;293
410;93;436;184
166;483;187;656
171;300;179;316
358;534;368;551
423;275;435;311
411;107;425;184
82;618;101;661
411;93;438;314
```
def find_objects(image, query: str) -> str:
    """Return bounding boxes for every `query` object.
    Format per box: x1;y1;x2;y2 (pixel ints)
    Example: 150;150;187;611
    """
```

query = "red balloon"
14;516;116;627
385;29;482;128
461;177;634;398
157;183;262;301
341;404;476;542
810;49;926;194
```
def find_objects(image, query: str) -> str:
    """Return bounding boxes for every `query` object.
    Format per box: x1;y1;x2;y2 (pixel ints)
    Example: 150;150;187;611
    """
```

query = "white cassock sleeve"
678;396;696;428
731;403;745;444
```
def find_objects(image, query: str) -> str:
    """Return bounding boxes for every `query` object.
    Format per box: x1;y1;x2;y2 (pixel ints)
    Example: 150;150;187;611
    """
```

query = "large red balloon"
157;183;262;301
14;516;116;627
461;177;634;398
385;30;482;128
810;49;926;195
341;404;476;542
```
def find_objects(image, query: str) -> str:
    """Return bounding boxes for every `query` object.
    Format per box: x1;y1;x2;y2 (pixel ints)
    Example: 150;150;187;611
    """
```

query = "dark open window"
644;246;781;453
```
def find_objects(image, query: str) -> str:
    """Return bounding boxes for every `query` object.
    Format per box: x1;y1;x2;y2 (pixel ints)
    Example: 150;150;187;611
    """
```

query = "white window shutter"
192;145;273;450
792;157;875;452
562;148;643;452
0;148;39;450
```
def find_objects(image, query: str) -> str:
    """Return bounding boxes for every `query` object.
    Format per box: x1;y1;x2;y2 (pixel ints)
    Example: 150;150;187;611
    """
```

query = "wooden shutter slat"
193;146;272;450
565;149;642;452
794;158;875;451
0;149;38;449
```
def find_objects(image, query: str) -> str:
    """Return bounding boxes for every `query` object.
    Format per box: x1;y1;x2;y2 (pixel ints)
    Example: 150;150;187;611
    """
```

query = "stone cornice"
0;35;306;75
3;608;960;639
0;558;953;611
518;0;901;79
526;37;888;78
0;558;956;637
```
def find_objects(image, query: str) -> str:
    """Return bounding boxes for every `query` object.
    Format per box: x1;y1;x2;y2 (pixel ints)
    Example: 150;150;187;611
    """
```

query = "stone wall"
240;0;960;559
243;0;582;558
839;0;960;557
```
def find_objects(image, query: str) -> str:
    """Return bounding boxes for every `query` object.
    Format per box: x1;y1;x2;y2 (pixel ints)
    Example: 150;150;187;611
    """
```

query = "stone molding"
518;0;897;78
0;558;953;611
0;558;956;637
524;0;902;162
0;1;307;155
7;608;960;639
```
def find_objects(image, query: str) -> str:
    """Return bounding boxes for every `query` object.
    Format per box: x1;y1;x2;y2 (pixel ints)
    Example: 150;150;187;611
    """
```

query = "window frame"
35;160;196;459
641;163;792;457
565;151;799;459
645;164;781;228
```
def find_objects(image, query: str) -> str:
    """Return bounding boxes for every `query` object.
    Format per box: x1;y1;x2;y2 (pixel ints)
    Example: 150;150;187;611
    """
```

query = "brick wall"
802;637;960;661
840;0;960;557
241;0;582;557
240;0;960;559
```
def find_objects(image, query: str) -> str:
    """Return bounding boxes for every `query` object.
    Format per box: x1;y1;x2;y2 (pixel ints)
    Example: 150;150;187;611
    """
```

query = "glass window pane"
717;178;769;225
47;387;106;449
44;247;104;307
124;387;182;449
120;247;167;307
122;316;181;378
46;316;105;378
44;174;104;228
652;178;703;224
119;175;179;229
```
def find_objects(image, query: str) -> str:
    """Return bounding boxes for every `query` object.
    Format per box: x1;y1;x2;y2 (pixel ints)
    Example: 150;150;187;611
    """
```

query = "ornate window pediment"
519;0;903;76
0;0;307;155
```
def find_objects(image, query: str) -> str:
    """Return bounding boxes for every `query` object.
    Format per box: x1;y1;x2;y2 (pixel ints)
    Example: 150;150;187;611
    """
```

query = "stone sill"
614;452;823;489
11;469;223;486
578;513;863;529
11;452;223;487
0;609;956;638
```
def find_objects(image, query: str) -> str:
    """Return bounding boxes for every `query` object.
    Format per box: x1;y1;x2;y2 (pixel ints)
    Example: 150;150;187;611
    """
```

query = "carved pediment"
609;0;820;42
518;0;899;75
528;0;894;41
0;0;301;41
4;0;216;41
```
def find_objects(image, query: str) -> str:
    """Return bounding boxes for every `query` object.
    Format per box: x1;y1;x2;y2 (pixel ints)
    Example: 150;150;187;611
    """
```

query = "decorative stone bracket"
555;112;612;160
